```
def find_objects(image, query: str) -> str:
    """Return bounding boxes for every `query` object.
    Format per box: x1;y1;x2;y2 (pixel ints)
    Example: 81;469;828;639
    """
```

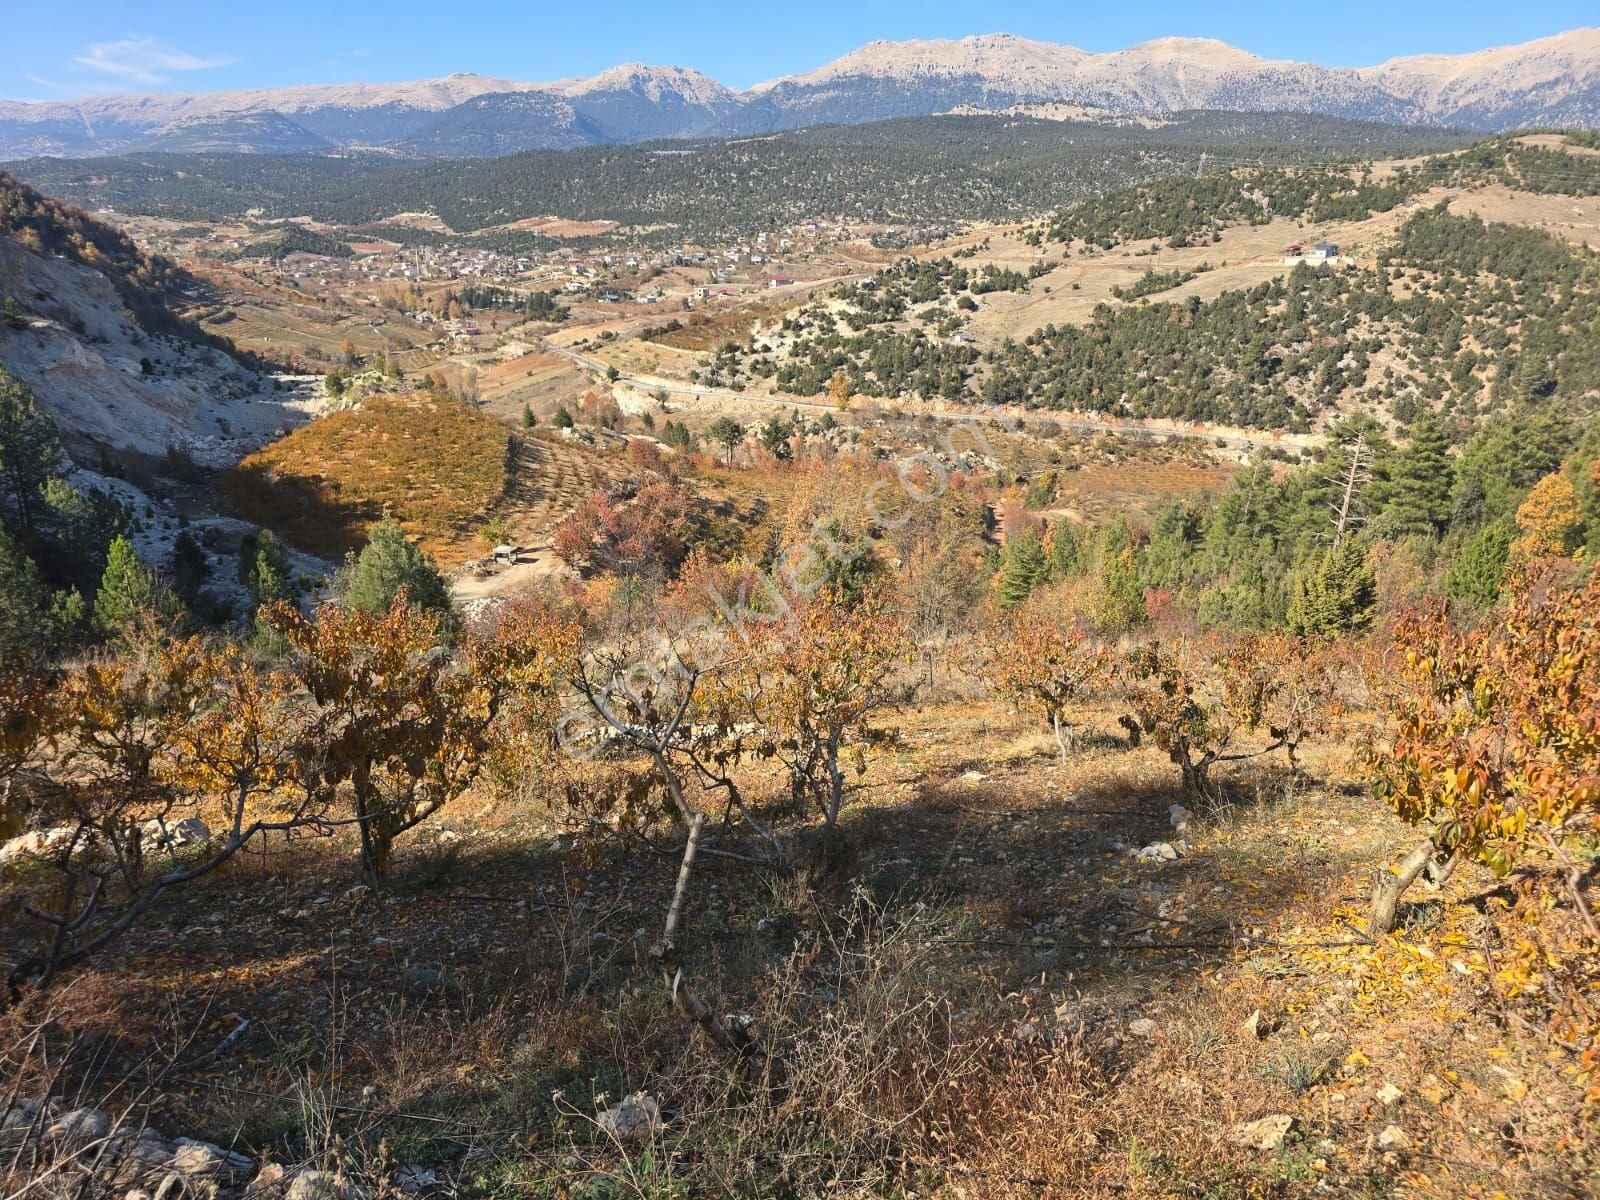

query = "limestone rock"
1378;1124;1411;1150
1227;1113;1298;1151
141;818;212;853
1;826;76;864
45;1108;110;1151
1132;842;1179;862
168;1136;254;1182
597;1092;661;1142
1241;1009;1277;1039
394;1165;436;1195
245;1162;287;1197
286;1171;339;1200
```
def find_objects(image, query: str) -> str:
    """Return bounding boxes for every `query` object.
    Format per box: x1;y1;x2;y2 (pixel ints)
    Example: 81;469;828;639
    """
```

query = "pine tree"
1047;520;1085;579
1384;413;1454;539
0;367;65;531
95;535;182;644
1445;521;1512;607
1089;516;1149;634
338;520;455;627
170;529;209;600
996;527;1047;610
239;529;291;607
709;417;743;466
0;528;49;662
759;415;794;460
1092;545;1149;634
1286;538;1376;638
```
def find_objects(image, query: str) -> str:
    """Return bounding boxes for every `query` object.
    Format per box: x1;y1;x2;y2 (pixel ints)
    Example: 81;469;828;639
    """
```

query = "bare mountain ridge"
3;28;1598;158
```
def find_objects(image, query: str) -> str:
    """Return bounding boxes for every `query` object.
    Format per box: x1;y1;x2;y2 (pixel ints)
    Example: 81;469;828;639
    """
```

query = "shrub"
1124;634;1334;800
1365;565;1600;1093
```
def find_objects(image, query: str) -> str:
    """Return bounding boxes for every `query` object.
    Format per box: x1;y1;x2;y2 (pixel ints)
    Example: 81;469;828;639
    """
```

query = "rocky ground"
4;694;1588;1199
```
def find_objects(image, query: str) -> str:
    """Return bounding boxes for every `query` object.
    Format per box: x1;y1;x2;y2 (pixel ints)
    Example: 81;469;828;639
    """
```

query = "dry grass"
220;393;510;561
3;695;1593;1199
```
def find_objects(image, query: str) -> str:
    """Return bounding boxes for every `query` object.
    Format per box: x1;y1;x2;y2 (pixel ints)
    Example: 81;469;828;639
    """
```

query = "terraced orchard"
221;392;511;561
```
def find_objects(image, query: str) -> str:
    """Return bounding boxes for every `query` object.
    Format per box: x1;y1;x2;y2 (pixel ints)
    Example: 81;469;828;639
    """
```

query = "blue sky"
4;1;1595;101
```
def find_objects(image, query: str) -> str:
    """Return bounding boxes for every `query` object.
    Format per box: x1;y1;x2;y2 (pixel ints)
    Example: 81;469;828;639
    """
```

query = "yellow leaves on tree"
714;586;911;833
4;638;322;994
975;610;1107;763
827;369;852;409
267;596;579;882
1367;564;1600;1097
1511;470;1582;562
1124;634;1335;800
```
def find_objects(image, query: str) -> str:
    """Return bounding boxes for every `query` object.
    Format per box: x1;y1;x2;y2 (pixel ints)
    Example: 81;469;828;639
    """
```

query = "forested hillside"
4;112;1467;241
741;147;1600;431
1042;132;1600;248
5;126;1600;1199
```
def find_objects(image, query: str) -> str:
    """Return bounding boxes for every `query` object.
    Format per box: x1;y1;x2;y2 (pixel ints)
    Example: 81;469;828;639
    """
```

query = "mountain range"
3;28;1598;159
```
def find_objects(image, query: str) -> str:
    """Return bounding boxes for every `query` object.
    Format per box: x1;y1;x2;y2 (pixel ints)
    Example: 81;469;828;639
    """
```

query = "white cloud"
74;35;231;86
24;73;74;95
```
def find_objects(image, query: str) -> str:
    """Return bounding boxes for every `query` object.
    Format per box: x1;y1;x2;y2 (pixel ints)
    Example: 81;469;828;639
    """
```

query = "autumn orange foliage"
1124;633;1336;799
714;586;911;831
975;610;1107;762
1367;564;1600;1097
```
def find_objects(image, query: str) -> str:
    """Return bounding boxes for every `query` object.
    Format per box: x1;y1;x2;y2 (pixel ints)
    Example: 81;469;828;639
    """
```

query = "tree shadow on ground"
8;745;1371;1165
217;461;382;558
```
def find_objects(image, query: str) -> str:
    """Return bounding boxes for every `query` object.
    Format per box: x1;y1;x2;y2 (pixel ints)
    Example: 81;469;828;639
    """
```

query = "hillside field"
221;393;510;560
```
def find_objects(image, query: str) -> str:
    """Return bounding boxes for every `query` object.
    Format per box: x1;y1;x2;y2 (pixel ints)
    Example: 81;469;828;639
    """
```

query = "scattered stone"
246;1162;287;1197
1128;1018;1158;1039
1377;1124;1411;1150
394;1165;436;1195
1;1100;40;1129
597;1092;662;1142
111;1129;177;1184
1132;842;1179;862
1375;1083;1404;1107
141;818;211;853
1;826;76;864
1227;1114;1298;1151
168;1136;253;1182
45;1108;110;1151
286;1170;339;1200
1241;1009;1276;1040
